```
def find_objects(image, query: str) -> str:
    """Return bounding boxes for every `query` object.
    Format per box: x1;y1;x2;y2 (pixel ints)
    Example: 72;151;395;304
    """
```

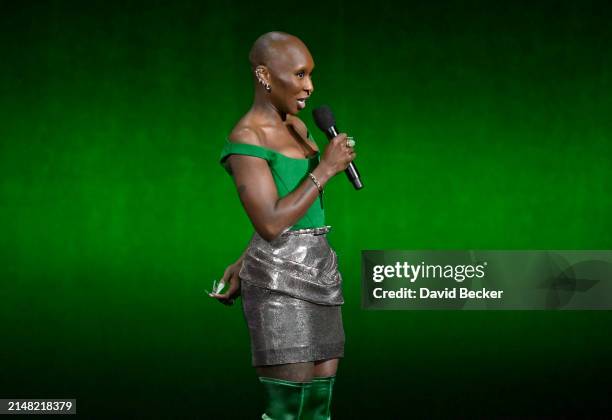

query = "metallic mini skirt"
240;226;345;366
240;226;344;306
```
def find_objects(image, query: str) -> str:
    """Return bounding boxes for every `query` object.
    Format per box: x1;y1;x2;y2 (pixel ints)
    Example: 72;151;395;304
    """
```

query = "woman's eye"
297;71;305;78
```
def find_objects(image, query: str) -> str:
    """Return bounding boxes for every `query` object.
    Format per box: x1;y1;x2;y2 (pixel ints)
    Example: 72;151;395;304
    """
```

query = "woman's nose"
304;78;314;94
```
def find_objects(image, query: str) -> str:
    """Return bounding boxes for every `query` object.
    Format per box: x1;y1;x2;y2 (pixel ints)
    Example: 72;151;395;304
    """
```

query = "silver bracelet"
307;172;323;194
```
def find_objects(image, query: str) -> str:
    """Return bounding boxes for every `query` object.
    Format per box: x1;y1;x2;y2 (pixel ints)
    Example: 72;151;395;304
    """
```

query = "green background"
2;0;611;417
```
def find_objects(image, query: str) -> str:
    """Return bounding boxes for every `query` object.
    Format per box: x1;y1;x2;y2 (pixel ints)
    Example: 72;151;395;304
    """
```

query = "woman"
211;31;356;419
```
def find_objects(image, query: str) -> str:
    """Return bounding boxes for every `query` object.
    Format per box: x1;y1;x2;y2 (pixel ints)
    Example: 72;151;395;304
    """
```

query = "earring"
258;79;271;93
255;69;271;93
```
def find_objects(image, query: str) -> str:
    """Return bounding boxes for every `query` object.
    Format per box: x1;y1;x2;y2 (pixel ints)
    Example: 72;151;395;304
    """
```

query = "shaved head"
249;31;308;70
247;32;315;115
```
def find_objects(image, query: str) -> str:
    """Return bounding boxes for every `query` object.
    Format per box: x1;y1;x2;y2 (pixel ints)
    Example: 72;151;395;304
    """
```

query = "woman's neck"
251;97;287;124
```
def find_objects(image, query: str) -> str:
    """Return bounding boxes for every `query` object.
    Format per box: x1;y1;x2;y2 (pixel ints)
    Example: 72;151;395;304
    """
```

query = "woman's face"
267;42;315;115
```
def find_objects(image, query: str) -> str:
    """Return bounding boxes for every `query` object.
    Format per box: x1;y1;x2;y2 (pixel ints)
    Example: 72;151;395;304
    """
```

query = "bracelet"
307;172;323;194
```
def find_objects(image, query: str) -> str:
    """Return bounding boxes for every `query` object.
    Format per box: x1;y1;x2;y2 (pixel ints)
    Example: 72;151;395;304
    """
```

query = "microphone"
312;105;363;190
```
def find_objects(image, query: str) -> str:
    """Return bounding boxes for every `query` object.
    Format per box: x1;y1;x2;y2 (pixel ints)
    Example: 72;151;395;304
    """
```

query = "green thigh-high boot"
301;376;336;420
259;377;312;420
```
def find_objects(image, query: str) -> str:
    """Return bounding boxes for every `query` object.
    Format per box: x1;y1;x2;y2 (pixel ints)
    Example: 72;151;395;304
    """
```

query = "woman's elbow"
256;222;284;242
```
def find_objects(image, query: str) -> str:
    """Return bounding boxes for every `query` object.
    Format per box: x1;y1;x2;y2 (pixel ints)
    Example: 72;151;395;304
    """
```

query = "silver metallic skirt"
240;226;345;366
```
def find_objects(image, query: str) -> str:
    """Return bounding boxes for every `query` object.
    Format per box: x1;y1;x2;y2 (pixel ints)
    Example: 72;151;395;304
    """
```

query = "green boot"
259;377;312;420
301;376;336;420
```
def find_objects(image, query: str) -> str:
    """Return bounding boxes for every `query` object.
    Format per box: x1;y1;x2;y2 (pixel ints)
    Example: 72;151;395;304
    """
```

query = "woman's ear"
255;65;271;89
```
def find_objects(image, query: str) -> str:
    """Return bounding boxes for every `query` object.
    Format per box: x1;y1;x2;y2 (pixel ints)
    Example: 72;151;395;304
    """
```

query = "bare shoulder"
228;120;265;146
225;120;269;173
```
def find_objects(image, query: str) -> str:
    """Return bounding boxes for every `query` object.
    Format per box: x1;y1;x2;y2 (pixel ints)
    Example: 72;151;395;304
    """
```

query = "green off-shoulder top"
219;133;324;230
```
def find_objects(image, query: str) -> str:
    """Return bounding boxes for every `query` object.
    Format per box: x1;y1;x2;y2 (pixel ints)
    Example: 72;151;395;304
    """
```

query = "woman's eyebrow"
295;66;315;73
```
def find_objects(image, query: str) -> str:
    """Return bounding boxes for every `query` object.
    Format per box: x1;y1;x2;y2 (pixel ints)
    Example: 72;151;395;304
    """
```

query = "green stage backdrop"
1;1;611;418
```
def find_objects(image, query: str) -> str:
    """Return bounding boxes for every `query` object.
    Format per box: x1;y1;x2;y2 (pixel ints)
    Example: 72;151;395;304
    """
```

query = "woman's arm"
228;133;355;242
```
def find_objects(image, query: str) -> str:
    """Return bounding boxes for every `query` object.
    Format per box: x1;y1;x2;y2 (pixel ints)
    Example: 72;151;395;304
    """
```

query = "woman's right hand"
319;133;356;177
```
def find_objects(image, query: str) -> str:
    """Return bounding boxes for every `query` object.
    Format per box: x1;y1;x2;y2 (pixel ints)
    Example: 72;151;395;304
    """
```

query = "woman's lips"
297;98;307;110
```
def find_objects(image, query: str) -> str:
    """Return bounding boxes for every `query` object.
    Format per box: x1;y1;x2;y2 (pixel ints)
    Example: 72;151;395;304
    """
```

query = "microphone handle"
325;126;363;190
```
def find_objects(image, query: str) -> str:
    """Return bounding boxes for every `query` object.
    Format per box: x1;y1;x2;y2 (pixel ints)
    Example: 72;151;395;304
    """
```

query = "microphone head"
312;105;336;131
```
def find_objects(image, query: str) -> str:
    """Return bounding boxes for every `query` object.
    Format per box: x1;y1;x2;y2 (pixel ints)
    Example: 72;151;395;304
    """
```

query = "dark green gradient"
1;1;611;417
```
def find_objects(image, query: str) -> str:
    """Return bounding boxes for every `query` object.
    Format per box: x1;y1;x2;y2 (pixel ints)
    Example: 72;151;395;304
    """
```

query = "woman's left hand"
209;259;242;306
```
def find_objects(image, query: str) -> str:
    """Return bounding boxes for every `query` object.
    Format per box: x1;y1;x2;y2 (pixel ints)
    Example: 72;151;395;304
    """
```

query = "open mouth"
297;98;307;110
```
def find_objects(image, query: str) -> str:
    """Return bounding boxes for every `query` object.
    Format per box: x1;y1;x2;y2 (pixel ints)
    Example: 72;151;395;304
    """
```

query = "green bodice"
219;135;325;230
